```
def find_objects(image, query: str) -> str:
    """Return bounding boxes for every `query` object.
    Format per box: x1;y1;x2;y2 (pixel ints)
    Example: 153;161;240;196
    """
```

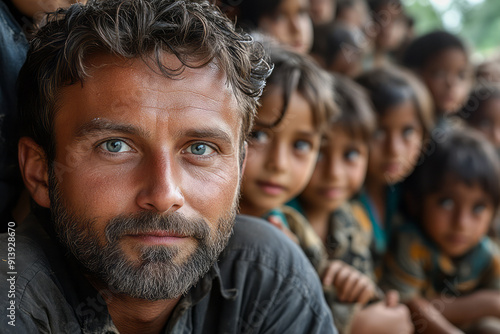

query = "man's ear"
18;137;50;208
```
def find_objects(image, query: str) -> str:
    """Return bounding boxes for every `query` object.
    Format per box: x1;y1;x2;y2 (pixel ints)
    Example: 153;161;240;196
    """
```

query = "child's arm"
407;296;464;334
322;260;380;304
350;290;414;334
431;290;500;326
266;215;299;244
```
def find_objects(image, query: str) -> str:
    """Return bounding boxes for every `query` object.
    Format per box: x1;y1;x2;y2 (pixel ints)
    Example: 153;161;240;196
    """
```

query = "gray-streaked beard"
48;177;236;301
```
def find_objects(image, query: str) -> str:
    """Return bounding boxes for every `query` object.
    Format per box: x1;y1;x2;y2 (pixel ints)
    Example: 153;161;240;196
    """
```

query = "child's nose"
265;142;288;173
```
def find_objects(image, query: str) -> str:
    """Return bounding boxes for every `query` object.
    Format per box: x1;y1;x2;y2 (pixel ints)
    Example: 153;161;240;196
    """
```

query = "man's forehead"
84;52;229;89
57;52;240;116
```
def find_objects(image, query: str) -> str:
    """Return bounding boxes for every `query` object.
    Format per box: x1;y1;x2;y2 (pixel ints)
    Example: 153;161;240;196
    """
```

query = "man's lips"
257;181;287;196
126;231;189;245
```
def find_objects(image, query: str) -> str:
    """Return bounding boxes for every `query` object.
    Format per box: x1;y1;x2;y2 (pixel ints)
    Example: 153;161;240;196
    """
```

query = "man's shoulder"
213;215;336;333
0;218;85;333
225;214;312;270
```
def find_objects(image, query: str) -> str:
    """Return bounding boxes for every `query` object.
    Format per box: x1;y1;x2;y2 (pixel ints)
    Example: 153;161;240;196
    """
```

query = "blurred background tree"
403;0;500;62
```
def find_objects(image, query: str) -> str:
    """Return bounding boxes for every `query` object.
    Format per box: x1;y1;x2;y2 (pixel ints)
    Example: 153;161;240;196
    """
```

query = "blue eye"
101;140;132;153
473;203;486;215
249;130;270;145
402;126;415;138
294;140;312;152
345;149;360;161
439;198;454;210
187;143;214;156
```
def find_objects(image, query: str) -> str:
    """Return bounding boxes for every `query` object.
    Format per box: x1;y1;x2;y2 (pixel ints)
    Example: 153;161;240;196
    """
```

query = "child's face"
420;48;471;114
259;0;313;54
328;46;363;78
367;100;423;185
472;97;500;148
240;87;321;216
300;126;368;212
422;180;494;258
309;0;336;25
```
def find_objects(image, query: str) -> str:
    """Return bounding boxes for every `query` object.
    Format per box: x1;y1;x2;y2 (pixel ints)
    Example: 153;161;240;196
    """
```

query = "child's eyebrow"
296;130;319;138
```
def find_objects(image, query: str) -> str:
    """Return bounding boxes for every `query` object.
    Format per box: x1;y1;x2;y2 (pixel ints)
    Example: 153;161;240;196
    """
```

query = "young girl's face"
421;179;494;258
240;87;321;216
367;99;423;185
300;126;368;212
472;97;500;148
420;48;471;115
258;0;313;54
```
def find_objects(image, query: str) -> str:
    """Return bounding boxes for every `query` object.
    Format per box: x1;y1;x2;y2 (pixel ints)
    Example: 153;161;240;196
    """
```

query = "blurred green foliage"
403;0;500;59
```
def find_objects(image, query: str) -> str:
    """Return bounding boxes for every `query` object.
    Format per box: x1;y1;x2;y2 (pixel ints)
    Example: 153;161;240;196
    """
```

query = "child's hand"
267;215;299;244
322;260;378;305
350;299;414;334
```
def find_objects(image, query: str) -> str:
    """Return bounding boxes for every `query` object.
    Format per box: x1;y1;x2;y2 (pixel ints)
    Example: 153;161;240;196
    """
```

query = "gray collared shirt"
1;214;337;333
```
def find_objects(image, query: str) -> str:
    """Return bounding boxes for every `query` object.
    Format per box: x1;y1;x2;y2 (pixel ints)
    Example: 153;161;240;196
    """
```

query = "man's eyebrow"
181;128;234;145
75;119;150;140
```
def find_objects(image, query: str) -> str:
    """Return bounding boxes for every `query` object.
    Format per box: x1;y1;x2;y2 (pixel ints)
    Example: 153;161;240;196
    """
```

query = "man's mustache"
105;211;210;243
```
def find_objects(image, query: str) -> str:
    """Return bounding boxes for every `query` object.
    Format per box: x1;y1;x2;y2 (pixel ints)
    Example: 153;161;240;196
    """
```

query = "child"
402;31;472;118
294;74;413;334
458;84;500;149
356;67;434;267
382;129;500;333
365;0;410;69
335;0;370;32
239;46;336;270
218;0;313;54
311;23;364;78
309;0;336;26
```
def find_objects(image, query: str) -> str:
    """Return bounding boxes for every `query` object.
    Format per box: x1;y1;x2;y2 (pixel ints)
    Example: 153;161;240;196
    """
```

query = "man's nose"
136;153;184;213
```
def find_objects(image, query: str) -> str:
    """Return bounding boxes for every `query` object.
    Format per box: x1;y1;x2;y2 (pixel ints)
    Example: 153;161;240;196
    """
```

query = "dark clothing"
0;0;29;225
0;214;337;333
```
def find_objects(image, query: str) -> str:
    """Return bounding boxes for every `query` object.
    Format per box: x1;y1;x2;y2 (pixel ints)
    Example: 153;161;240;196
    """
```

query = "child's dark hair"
335;0;366;18
259;45;338;130
330;74;375;142
356;67;434;138
311;23;362;68
458;84;500;125
367;0;402;12
402;31;467;70
404;129;500;215
218;0;285;31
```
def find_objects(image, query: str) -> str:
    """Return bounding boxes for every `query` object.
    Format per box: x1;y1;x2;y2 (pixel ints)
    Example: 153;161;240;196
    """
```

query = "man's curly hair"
18;0;272;161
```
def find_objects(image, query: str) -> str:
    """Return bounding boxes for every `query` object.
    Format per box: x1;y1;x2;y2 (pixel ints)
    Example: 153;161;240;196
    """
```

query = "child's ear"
18;137;50;208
